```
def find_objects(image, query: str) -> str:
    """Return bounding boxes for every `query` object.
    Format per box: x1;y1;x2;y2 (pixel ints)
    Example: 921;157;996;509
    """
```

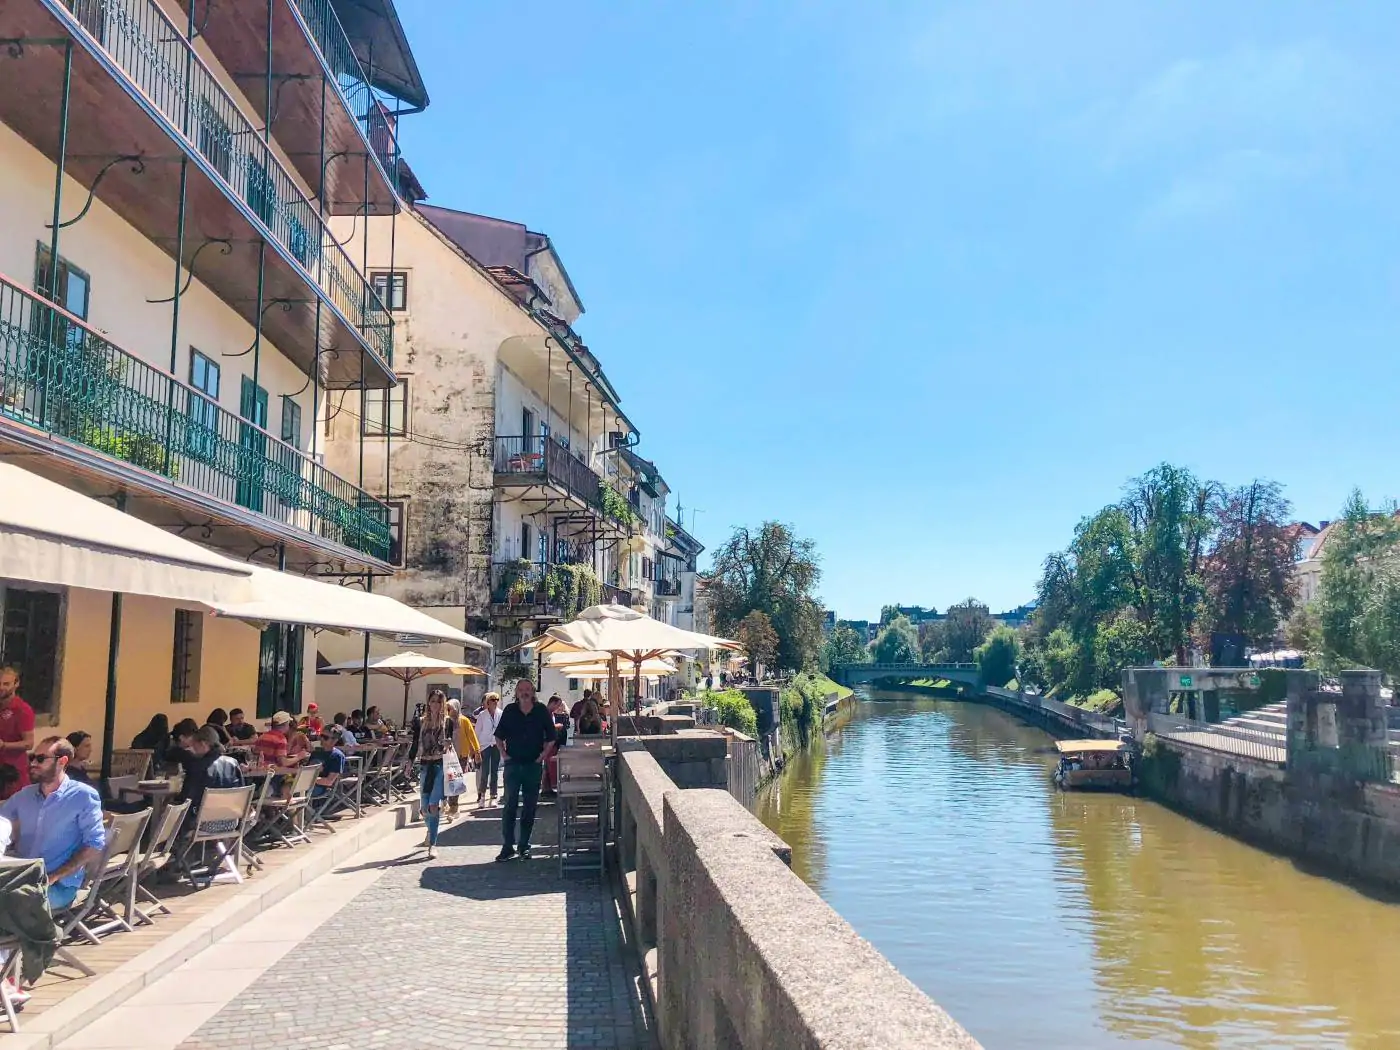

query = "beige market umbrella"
552;657;678;679
543;604;742;739
323;651;487;725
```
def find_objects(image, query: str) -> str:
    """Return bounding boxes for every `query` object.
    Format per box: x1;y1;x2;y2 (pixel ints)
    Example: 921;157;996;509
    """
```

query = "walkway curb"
6;803;413;1050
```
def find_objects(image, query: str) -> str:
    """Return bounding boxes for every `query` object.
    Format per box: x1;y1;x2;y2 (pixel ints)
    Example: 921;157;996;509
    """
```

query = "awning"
207;567;492;649
0;461;252;603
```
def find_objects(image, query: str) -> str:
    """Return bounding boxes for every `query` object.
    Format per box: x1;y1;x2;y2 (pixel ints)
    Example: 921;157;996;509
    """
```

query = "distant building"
823;609;837;634
992;603;1037;629
1294;521;1330;605
837;619;875;644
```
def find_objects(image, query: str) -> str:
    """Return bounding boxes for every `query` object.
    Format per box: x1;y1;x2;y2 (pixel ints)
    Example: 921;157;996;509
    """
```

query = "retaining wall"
615;751;982;1050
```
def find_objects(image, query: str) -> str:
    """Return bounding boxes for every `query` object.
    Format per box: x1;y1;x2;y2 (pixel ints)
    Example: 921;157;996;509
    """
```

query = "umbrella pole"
360;631;371;712
633;658;642;718
402;674;412;728
609;653;619;745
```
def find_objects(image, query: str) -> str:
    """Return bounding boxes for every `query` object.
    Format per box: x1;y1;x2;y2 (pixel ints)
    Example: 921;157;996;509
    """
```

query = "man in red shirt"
0;666;35;800
253;711;293;768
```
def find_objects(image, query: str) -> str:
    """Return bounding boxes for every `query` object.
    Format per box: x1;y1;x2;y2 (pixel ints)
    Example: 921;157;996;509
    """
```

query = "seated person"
332;711;358;747
64;731;94;787
285;719;312;765
226;708;257;744
300;702;325;736
345;710;367;739
312;729;346;800
0;738;105;912
202;708;231;747
179;727;244;816
252;712;295;768
130;714;171;767
363;706;388;737
164;718;201;776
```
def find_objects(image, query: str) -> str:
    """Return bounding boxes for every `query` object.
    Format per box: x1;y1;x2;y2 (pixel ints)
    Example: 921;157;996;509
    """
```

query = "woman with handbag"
444;698;480;823
415;690;457;859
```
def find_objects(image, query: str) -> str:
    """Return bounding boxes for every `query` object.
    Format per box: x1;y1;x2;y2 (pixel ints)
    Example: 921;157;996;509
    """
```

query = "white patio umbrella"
543;604;742;739
551;657;678;679
322;651;487;725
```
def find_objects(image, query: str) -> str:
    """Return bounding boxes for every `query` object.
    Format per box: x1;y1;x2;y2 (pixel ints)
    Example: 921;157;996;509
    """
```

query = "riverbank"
757;693;1400;1048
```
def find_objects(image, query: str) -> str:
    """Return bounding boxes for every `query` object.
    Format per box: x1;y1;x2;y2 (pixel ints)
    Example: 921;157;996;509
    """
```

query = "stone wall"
1142;737;1400;888
617;731;730;789
615;751;982;1050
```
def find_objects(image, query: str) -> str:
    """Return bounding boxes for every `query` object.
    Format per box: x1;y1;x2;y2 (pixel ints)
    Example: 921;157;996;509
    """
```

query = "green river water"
755;691;1400;1049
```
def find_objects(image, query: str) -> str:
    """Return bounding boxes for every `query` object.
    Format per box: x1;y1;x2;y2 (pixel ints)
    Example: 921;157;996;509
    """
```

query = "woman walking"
415;689;457;859
474;692;503;808
444;698;480;823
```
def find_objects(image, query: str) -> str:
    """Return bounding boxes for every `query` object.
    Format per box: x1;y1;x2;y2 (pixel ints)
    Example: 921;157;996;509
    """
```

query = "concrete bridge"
831;661;982;688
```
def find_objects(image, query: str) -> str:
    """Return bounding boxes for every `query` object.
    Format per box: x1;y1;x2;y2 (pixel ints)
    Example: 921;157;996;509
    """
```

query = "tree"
1203;480;1298;646
822;624;868;669
975;626;1020;688
1284;602;1321;655
870;614;919;663
918;619;947;662
1319;490;1400;676
943;599;993;662
704;522;825;671
734;610;779;675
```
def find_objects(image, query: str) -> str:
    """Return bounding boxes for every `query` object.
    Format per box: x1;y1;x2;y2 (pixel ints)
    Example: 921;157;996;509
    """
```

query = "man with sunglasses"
0;737;104;911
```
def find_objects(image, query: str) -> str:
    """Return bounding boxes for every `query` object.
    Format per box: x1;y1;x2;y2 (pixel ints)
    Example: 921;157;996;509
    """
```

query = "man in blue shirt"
0;736;106;911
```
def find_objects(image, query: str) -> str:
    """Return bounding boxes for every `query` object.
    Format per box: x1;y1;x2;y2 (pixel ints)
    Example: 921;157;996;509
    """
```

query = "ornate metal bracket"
224;299;295;357
171;521;217;541
146;236;231;303
288;344;341;397
245;544;279;563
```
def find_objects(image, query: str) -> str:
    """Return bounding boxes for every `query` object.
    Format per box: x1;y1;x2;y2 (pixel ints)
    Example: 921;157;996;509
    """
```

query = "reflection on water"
755;693;1400;1049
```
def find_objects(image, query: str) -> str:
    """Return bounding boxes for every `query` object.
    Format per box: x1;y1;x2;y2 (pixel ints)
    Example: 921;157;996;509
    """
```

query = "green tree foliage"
1319;490;1400;677
704;522;825;672
942;599;993;662
870;613;919;663
704;689;758;736
975;625;1020;688
1203;480;1298;645
734;610;780;674
821;624;868;669
1025;464;1300;699
918;619;947;662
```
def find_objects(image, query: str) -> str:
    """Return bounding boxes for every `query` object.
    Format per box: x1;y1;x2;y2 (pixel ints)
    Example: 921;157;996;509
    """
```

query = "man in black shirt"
493;679;555;862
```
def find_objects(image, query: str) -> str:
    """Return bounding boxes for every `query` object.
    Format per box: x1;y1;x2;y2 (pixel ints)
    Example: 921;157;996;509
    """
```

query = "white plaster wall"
0;122;315;450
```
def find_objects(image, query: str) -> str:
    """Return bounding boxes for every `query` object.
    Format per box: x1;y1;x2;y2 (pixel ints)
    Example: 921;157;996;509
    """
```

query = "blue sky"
395;1;1400;620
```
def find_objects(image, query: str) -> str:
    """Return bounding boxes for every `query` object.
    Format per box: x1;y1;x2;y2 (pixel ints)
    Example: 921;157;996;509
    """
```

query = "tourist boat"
1053;739;1133;791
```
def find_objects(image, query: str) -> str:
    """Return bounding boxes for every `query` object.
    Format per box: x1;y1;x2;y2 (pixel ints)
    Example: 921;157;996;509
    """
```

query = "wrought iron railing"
493;435;604;510
0;274;391;560
655;578;681;597
290;0;400;175
61;0;392;363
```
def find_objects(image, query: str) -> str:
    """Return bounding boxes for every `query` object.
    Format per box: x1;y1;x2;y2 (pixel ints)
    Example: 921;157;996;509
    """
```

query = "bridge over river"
831;661;982;688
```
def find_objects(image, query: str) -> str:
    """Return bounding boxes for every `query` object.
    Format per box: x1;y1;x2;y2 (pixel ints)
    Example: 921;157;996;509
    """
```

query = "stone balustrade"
614;749;982;1049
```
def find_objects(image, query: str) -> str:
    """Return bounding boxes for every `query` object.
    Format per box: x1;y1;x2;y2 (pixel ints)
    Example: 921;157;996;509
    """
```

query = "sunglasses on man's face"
27;752;55;765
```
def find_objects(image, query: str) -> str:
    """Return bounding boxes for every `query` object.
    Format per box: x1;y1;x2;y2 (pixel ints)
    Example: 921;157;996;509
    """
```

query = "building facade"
0;0;425;741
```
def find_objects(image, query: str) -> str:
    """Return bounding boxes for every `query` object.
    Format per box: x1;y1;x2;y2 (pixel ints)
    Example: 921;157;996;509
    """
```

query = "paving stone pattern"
174;808;656;1050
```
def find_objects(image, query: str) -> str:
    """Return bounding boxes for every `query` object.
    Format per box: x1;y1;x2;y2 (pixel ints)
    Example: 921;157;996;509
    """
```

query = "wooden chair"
81;809;152;939
178;785;255;888
133;799;191;922
107;749;153;779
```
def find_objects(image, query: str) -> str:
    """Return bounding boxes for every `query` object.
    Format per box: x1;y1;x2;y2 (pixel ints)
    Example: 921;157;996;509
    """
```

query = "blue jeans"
48;882;78;911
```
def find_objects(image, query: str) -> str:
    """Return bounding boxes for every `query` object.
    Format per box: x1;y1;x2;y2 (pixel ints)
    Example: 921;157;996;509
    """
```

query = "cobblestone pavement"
174;805;655;1050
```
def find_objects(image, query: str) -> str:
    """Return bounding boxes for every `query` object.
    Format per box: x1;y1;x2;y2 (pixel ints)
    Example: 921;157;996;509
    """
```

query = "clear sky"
395;1;1400;621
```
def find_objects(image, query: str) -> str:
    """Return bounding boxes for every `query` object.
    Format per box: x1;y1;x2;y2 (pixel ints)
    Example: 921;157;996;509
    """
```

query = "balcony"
0;273;391;564
493;434;601;506
177;0;400;215
0;0;393;387
655;578;681;598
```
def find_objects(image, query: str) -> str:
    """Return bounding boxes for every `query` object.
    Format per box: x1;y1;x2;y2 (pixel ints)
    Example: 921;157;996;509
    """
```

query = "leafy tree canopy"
704;522;824;672
871;614;919;663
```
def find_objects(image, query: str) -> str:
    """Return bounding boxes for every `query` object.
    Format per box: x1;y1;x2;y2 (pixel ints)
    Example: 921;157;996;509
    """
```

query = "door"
237;376;268;512
32;246;93;435
521;407;535;456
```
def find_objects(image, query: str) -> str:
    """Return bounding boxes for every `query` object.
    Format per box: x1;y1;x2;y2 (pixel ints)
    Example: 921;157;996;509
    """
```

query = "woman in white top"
474;692;503;807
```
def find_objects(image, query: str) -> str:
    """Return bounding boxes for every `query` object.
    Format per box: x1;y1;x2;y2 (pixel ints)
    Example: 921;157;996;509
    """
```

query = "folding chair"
557;745;608;874
0;938;22;1033
132;799;191;922
358;746;388;806
50;819;132;960
79;810;152;939
105;775;140;804
312;754;364;832
108;749;153;779
258;767;318;848
177;785;256;889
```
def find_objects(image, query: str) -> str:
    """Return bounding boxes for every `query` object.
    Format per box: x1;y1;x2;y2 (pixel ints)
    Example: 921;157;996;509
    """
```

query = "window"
521;407;536;453
170;609;202;703
386;500;405;567
237;377;269;512
34;244;90;318
371;271;408;311
362;379;408;436
280;396;302;450
0;584;63;718
520;522;533;563
186;349;221;462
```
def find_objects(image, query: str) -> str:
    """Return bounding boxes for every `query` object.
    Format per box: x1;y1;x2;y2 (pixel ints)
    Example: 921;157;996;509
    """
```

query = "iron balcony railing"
291;0;400;175
493;435;604;510
62;0;392;363
0;274;391;561
654;578;681;597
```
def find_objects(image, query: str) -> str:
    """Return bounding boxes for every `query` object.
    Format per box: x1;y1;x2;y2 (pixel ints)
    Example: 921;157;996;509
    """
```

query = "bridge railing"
836;662;979;673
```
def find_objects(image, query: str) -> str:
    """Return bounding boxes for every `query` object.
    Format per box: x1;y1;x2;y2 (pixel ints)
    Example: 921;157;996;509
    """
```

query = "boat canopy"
1055;739;1127;754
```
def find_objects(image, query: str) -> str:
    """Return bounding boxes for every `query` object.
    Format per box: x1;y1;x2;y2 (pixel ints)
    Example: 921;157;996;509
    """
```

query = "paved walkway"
53;802;656;1050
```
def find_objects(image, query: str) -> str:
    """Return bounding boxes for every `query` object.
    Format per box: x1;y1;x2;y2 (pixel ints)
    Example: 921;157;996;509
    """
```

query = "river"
755;691;1400;1049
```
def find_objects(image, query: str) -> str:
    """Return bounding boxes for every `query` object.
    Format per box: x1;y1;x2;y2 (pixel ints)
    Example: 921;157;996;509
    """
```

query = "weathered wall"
616;751;982;1049
1140;738;1400;888
618;732;729;789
